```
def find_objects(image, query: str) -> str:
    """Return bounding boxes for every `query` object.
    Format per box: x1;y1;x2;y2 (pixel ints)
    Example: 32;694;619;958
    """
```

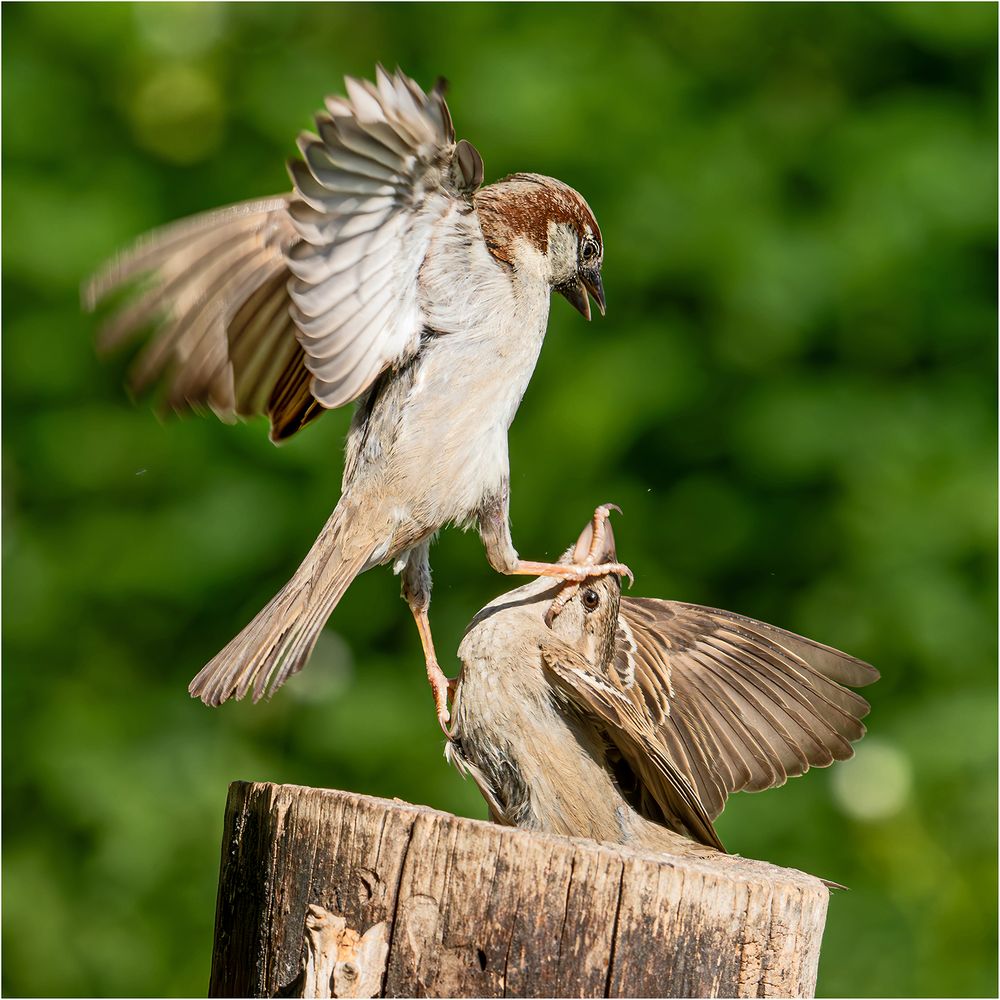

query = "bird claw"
575;503;631;584
545;505;632;626
512;504;632;626
562;561;634;587
436;704;451;733
430;670;452;733
544;584;577;627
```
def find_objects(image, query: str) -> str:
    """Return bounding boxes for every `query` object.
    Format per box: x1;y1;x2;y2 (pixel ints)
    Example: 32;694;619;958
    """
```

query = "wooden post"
207;781;829;999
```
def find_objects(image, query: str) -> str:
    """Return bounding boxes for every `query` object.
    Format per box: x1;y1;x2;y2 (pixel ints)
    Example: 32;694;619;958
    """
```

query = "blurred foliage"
3;3;996;996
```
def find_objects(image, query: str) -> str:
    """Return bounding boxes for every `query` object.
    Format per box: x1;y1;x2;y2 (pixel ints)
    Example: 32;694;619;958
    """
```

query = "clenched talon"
547;506;631;625
564;561;633;587
428;667;453;733
544;582;579;627
507;503;631;626
436;704;451;732
543;562;633;626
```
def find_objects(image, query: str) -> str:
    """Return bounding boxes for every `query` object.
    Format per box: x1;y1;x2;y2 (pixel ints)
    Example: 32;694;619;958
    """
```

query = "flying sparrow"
84;67;629;729
447;508;879;855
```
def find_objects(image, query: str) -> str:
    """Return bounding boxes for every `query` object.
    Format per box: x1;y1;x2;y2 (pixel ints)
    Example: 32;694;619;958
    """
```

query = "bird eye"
581;588;600;611
581;238;599;264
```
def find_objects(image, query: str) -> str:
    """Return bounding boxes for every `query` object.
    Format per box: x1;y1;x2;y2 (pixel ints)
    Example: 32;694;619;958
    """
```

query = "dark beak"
556;269;606;321
558;277;592;321
582;267;605;317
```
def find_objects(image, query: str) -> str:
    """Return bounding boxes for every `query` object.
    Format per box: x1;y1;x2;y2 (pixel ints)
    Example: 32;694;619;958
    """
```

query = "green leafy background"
3;3;996;996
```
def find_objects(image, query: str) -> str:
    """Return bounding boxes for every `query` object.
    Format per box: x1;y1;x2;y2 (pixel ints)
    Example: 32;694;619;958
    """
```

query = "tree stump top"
209;780;830;998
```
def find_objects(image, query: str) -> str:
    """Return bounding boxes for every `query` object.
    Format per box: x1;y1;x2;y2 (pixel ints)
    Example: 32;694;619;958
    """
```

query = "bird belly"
456;616;634;843
381;306;550;533
344;233;551;556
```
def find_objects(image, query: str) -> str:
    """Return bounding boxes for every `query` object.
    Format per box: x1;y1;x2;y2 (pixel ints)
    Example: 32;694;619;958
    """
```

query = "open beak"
572;514;617;564
582;268;606;317
557;269;606;321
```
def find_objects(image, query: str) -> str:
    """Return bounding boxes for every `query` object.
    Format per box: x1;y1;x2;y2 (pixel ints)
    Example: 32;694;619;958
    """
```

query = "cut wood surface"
208;781;829;998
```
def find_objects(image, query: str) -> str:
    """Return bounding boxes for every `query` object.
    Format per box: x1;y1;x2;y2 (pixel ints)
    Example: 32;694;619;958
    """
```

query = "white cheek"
545;224;579;284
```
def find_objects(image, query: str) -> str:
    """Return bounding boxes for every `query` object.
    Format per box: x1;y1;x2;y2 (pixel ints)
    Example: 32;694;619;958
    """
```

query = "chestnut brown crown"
476;173;605;319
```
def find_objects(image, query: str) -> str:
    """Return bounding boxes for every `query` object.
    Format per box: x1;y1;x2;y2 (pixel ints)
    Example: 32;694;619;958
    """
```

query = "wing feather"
540;643;725;852
293;273;396;336
619;597;878;821
84;68;484;436
317;116;407;173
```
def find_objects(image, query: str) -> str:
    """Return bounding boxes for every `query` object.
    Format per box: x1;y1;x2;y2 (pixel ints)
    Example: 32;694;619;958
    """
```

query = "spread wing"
540;642;725;851
84;66;484;442
618;598;879;821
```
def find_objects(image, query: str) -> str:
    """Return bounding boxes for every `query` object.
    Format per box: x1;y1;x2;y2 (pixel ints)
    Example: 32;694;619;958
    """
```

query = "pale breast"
455;591;633;842
377;213;553;525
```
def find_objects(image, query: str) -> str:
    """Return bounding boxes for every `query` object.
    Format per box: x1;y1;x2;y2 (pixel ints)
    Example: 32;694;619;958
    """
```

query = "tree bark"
208;781;829;998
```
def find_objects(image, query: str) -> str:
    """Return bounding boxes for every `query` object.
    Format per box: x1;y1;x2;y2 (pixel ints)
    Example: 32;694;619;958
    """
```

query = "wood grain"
207;781;829;998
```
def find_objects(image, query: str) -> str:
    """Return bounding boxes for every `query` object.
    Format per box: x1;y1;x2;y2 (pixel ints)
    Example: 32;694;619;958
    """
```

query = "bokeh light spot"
128;64;224;165
831;738;913;822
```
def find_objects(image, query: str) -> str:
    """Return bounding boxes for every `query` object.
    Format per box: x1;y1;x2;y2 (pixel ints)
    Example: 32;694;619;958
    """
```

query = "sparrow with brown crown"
447;509;879;857
85;67;628;729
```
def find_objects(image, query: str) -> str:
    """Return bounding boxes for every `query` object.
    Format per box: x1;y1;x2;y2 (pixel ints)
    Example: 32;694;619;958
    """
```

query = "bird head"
475;173;605;319
547;516;622;666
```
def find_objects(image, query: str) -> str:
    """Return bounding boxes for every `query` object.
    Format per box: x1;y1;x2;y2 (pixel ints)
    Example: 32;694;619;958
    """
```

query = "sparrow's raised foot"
539;503;631;625
515;559;634;587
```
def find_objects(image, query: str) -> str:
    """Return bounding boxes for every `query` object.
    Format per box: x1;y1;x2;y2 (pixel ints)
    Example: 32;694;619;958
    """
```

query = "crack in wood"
382;816;417;997
603;861;626;998
555;851;576;989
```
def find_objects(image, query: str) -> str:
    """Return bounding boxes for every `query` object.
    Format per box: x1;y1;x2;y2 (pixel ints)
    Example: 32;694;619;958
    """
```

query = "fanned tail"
188;507;373;706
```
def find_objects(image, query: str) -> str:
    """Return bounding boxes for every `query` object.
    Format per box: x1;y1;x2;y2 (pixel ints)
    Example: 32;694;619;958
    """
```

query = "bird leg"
409;605;452;733
509;559;634;585
480;496;633;589
501;502;633;586
401;547;453;734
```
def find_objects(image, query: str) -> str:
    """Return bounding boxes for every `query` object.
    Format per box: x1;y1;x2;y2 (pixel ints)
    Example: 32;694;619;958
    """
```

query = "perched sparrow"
85;67;629;728
447;508;879;856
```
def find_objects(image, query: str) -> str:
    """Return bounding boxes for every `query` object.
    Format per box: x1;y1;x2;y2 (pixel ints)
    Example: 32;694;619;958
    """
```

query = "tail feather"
189;511;373;706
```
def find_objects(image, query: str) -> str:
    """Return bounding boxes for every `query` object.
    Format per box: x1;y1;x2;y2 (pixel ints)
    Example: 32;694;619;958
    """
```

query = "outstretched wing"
286;68;483;409
540;642;725;851
617;597;879;821
85;197;308;436
85;67;484;442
